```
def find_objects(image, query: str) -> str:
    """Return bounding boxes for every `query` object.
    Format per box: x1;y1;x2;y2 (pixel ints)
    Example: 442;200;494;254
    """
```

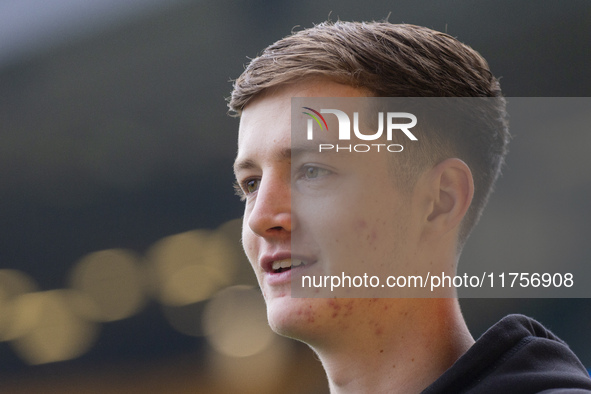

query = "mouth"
270;258;309;274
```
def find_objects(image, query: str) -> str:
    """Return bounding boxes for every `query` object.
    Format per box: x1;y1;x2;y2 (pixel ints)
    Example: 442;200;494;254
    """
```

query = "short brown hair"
229;21;509;244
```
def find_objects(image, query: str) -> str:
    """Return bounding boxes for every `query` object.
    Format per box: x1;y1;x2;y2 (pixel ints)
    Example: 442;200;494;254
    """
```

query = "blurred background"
0;0;589;392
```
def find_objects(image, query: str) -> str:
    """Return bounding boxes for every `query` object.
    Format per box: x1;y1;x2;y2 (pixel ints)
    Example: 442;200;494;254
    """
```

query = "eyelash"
233;181;245;201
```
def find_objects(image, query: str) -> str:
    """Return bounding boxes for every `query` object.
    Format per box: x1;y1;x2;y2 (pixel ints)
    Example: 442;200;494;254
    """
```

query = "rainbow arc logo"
302;107;328;131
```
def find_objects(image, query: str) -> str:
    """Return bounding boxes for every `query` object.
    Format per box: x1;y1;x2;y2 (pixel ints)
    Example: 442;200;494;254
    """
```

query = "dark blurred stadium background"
0;1;589;392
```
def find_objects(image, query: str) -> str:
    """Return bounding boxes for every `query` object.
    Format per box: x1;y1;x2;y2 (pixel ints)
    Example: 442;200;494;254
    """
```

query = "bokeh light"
0;269;38;342
8;289;98;365
0;218;252;364
203;285;274;358
69;248;147;322
203;286;292;393
147;226;239;307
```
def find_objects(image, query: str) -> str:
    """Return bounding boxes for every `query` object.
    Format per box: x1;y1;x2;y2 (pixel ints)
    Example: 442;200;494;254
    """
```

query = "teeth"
292;259;305;268
271;258;307;271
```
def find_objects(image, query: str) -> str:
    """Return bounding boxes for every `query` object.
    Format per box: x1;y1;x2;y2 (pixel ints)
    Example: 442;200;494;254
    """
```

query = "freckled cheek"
368;229;378;245
293;302;318;324
352;218;380;245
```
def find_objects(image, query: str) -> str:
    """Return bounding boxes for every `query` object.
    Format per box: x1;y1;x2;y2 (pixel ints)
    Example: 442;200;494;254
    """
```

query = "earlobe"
425;158;474;234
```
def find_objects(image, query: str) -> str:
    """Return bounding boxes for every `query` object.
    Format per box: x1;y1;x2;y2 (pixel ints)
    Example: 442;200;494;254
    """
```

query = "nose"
247;172;292;238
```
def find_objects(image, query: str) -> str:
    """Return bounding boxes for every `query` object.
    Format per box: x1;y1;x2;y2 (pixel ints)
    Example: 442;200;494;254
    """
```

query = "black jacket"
423;314;591;393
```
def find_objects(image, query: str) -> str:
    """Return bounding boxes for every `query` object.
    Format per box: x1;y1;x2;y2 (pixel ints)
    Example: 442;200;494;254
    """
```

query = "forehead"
239;80;368;130
235;80;370;169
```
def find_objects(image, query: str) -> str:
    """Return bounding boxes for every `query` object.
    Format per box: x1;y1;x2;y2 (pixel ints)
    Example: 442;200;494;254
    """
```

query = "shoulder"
423;314;591;394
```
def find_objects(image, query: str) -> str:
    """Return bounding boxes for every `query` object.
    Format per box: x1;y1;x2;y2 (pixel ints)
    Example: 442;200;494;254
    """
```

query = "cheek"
352;218;380;246
241;223;258;265
241;228;266;290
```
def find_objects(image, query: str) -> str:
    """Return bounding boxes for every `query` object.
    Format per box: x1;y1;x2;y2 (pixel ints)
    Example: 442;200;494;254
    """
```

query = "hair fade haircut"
229;20;510;245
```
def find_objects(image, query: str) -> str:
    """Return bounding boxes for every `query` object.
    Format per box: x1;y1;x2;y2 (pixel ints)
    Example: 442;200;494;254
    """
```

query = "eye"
245;178;260;193
303;165;331;179
234;177;261;201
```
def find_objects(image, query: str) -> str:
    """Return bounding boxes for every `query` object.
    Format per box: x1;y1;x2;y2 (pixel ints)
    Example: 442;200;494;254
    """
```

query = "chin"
265;296;322;341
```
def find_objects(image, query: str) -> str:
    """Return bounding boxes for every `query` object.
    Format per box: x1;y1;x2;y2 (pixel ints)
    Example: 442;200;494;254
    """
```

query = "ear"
423;158;474;237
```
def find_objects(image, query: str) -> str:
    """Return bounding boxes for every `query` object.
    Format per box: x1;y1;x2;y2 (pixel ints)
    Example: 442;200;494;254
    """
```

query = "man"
230;21;591;393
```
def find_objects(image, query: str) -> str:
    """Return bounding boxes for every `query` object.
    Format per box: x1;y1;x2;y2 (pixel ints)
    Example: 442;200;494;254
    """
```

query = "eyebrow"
233;145;320;174
233;147;292;174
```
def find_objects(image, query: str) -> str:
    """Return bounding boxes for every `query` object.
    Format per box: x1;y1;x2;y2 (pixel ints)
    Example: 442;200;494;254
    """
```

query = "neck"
311;298;474;394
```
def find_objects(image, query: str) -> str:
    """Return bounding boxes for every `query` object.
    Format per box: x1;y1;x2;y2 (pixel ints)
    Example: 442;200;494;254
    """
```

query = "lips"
261;253;315;274
259;253;317;287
